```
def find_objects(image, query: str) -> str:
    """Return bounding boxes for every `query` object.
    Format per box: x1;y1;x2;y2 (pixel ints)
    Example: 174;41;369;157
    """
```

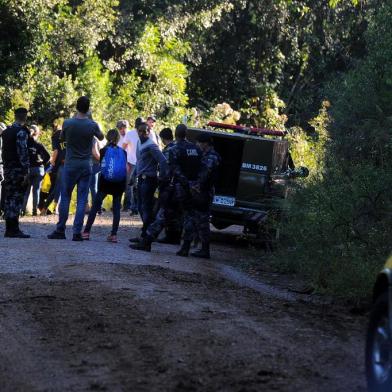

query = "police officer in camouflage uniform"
182;133;221;259
168;124;203;257
155;127;183;244
1;108;31;238
131;124;201;253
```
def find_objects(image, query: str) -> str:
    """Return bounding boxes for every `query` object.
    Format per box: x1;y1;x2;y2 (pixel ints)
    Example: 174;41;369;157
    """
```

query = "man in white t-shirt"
116;119;128;148
146;116;160;147
122;118;143;213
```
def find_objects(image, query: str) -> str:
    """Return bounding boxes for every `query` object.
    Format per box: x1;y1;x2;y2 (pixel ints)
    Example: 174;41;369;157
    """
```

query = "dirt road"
0;214;366;391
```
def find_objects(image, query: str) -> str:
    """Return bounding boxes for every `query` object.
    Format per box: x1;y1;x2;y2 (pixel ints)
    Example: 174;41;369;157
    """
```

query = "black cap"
197;132;213;144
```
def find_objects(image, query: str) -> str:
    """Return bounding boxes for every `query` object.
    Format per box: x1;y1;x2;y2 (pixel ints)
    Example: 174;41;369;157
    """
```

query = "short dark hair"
175;124;187;139
76;96;90;114
106;128;120;145
135;117;145;128
159;127;173;141
137;122;149;135
14;107;28;122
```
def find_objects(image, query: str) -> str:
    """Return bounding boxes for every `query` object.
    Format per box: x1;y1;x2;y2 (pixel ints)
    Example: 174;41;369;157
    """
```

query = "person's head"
76;96;90;114
175;123;187;141
53;118;63;133
14;107;28;124
146;116;156;130
116;119;128;136
0;122;6;135
159;127;173;146
134;117;145;129
137;122;150;141
30;124;40;140
106;128;120;145
196;132;213;152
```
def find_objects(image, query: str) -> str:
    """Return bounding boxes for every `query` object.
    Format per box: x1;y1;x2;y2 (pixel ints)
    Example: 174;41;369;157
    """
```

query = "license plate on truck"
213;195;236;207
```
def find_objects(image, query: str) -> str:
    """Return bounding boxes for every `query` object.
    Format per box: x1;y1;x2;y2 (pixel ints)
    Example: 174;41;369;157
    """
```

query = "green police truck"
186;122;308;241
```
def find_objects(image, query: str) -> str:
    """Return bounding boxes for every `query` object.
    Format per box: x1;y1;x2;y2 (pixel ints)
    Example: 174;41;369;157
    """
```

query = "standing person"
183;133;221;259
82;129;127;243
1;108;30;238
87;136;101;212
48;96;104;241
0;122;6;217
40;120;66;215
22;125;50;216
168;124;203;256
129;122;168;243
146;116;160;146
122;118;142;213
131;124;201;252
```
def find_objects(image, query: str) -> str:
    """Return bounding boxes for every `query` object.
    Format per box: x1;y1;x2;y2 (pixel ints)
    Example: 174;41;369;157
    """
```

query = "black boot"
5;218;30;238
176;240;191;257
191;242;210;259
4;219;11;237
157;230;181;245
130;236;152;252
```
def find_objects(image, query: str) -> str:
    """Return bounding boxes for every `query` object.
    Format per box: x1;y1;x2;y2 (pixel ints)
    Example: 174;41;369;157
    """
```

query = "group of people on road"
0;96;221;259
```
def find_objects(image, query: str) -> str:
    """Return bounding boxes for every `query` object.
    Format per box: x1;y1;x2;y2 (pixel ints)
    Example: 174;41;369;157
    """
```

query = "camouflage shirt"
198;147;221;192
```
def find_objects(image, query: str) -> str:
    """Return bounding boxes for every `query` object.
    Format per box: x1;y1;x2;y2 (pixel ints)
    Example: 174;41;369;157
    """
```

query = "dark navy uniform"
145;141;175;239
183;147;221;257
2;122;30;227
168;139;202;203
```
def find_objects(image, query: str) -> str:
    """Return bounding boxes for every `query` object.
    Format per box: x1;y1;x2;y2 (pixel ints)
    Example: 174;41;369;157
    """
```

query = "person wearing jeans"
48;96;104;241
56;164;91;235
129;122;168;243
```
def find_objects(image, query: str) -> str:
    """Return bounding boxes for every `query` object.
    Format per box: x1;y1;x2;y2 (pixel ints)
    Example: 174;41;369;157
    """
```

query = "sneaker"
72;233;84;242
129;236;141;243
107;234;118;243
81;232;90;240
47;231;66;240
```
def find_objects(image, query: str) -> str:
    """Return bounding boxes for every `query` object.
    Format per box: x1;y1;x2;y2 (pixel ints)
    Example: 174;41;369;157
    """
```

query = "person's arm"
150;144;168;179
39;143;51;165
198;151;220;186
16;129;30;172
93;123;104;141
50;149;58;166
92;138;100;161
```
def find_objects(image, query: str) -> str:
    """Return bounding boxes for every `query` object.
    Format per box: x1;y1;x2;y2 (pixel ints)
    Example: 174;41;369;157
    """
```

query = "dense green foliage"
0;0;390;300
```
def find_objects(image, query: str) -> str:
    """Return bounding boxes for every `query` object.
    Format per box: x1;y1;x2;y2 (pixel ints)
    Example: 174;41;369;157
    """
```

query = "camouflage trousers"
182;208;210;243
146;205;183;239
3;168;28;220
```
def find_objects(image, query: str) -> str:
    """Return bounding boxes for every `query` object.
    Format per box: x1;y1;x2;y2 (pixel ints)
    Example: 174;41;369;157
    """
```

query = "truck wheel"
366;292;392;392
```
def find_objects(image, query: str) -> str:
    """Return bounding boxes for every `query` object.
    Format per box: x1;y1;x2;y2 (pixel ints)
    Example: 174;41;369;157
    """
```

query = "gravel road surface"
0;214;366;392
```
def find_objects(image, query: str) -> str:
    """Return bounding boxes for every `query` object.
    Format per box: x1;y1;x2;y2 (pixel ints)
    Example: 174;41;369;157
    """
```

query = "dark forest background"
1;0;391;300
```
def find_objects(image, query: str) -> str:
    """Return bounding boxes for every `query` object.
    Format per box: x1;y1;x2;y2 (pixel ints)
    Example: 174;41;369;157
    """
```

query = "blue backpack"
101;146;127;182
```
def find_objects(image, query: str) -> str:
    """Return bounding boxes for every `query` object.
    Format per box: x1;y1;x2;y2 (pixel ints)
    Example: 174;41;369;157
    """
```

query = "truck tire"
366;292;392;392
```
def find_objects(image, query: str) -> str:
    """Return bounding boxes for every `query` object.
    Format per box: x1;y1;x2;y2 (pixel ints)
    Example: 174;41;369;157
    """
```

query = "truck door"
235;138;275;205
